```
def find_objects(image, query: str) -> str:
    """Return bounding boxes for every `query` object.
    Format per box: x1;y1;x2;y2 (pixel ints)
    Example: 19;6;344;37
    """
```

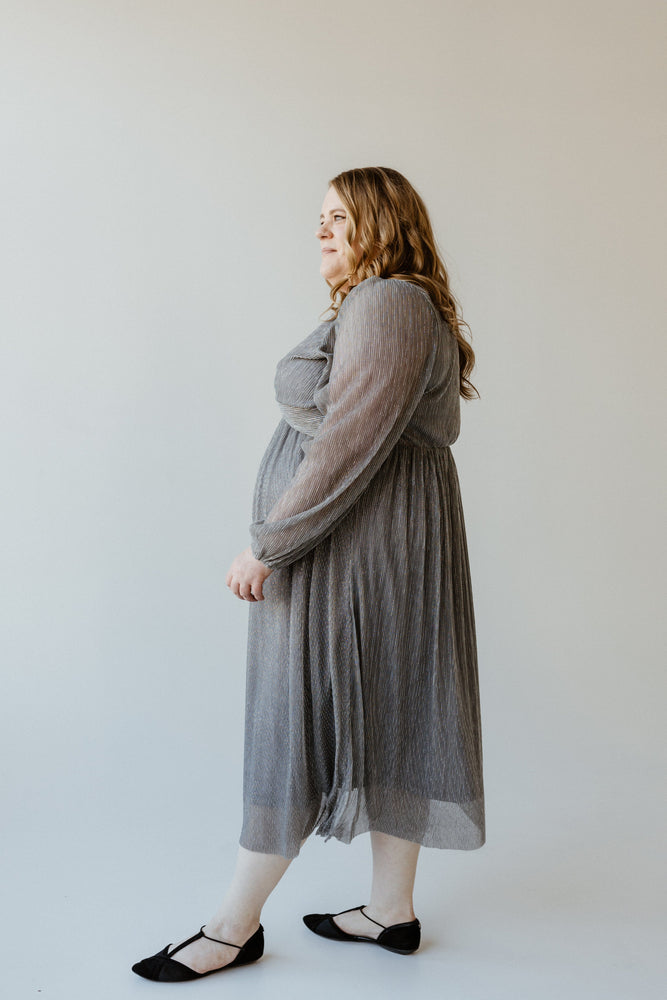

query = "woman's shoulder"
343;275;438;318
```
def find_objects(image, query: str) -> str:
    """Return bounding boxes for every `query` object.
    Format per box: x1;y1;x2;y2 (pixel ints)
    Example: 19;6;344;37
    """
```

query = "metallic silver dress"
242;276;485;859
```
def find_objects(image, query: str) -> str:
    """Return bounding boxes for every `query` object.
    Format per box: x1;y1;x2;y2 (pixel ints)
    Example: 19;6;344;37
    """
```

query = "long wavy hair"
323;166;479;401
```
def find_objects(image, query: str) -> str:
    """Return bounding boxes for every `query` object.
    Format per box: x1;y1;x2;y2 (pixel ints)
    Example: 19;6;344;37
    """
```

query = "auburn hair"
323;166;479;401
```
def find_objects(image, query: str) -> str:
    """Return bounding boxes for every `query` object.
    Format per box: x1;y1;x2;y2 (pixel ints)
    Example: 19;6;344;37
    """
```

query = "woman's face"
316;185;359;287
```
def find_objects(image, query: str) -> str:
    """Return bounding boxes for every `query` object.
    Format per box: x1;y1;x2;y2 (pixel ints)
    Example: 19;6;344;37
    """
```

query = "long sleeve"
249;277;439;570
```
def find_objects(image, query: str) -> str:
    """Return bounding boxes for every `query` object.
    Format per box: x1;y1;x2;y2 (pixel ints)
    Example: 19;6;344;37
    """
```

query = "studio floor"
3;744;663;1000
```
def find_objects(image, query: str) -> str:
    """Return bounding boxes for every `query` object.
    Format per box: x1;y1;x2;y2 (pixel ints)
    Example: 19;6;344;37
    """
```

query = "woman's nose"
316;222;331;239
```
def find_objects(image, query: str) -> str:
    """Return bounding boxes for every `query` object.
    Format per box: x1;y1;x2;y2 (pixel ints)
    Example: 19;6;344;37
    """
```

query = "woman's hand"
226;546;273;601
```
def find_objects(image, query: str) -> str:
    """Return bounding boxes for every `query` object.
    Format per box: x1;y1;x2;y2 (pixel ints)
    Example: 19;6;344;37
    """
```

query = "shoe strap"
167;925;242;958
199;925;244;948
359;906;387;931
334;904;388;931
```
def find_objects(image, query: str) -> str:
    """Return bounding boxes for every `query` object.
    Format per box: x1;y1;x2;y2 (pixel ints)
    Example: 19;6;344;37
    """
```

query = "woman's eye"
334;215;346;222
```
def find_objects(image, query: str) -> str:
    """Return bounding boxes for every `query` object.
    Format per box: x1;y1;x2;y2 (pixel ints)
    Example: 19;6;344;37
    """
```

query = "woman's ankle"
205;911;261;943
364;901;416;926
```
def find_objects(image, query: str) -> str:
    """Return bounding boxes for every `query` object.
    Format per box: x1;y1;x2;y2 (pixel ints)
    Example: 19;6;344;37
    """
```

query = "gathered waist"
395;435;453;453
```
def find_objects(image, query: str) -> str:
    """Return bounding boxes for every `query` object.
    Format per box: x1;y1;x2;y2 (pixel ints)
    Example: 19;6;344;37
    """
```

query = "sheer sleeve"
249;277;439;570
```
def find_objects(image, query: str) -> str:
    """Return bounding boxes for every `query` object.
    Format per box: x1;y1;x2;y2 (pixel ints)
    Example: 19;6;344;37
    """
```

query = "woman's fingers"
243;580;264;601
239;583;257;601
227;573;263;601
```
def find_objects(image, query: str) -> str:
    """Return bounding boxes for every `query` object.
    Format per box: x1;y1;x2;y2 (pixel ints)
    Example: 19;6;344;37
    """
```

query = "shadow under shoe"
132;923;264;982
303;905;421;955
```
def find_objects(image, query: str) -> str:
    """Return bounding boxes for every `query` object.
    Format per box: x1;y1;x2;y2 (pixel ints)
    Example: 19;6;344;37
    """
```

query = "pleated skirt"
240;419;485;859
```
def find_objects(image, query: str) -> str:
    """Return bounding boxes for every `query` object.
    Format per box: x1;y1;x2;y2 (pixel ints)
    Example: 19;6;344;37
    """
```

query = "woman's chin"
321;267;346;287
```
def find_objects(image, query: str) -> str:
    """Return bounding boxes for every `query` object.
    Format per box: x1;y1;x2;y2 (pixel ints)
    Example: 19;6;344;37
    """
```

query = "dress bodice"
274;321;335;455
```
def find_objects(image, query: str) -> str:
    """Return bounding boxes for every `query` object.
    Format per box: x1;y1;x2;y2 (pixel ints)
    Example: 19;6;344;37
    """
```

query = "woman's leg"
333;831;420;938
164;845;296;974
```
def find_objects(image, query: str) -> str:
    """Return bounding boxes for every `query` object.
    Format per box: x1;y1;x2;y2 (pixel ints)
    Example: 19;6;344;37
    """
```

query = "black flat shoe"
131;923;264;981
303;904;421;955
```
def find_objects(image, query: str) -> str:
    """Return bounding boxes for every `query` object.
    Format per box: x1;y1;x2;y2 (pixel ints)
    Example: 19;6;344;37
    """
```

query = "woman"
132;166;485;981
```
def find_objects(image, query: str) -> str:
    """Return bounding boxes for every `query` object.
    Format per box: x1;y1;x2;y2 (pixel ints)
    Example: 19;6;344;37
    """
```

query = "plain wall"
1;1;665;995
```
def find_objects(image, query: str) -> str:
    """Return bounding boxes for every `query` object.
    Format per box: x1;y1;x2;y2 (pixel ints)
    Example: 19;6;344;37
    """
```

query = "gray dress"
242;275;485;859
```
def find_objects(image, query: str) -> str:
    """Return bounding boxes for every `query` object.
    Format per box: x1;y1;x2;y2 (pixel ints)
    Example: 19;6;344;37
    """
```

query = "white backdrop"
1;2;665;998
